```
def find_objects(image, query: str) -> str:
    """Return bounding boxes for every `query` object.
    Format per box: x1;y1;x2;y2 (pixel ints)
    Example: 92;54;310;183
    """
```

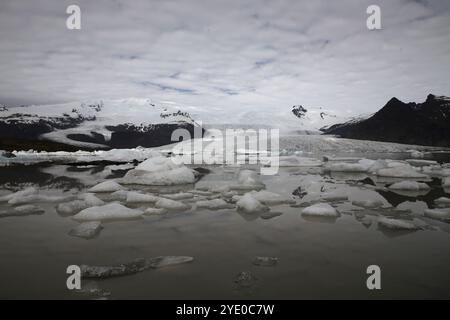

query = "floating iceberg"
155;198;191;211
434;197;450;207
424;208;450;222
88;180;124;193
252;257;278;267
301;203;339;217
81;256;194;278
352;199;385;208
0;204;45;218
69;221;103;239
377;165;428;178
378;217;419;230
388;181;430;191
144;207;167;215
126;191;159;204
443;177;450;188
121;153;196;186
247;190;295;205
196;199;232;210
236;193;269;213
73;202;143;221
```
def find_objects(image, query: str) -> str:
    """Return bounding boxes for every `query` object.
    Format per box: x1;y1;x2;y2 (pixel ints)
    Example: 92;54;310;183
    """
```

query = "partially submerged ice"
73;202;143;221
424;208;450;222
80;256;194;278
388;181;430;191
69;221;103;239
301;203;339;217
88;180;124;193
252;256;278;267
121;153;196;186
236;193;269;213
378;217;420;230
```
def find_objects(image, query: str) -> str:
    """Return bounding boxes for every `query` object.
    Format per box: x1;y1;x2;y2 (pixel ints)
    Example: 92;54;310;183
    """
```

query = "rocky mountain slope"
321;94;450;147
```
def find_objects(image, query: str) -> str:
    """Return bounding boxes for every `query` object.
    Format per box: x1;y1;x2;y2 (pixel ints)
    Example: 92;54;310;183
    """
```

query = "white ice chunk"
378;217;419;230
126;191;159;203
88;180;124;193
121;166;195;186
352;199;385;208
73;202;143;221
388;181;430;191
248;190;295;205
377;165;428;178
424;208;450;222
144;207;167;215
236;193;269;213
301;203;339;217
443;177;450;187
434;197;450;206
161;192;194;200
155;198;191;211
196;199;231;210
69;221;103;239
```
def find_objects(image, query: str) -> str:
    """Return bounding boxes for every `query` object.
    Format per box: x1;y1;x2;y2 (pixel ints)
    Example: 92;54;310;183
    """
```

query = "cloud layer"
0;0;449;124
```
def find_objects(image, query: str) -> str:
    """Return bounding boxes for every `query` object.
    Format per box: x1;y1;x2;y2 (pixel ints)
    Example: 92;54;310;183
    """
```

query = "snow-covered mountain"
0;98;349;151
0;98;202;151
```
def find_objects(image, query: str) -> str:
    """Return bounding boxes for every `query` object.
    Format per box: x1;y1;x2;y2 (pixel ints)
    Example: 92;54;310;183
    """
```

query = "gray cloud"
0;0;449;123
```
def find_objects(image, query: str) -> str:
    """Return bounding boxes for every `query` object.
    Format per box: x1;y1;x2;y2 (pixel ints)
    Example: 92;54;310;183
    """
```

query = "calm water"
1;152;450;299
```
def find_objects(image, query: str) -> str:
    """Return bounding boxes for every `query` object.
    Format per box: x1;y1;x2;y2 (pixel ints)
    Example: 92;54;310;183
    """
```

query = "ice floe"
73;202;143;221
434;197;450;207
155;198;191;211
144;207;167;215
443;177;450;187
88;180;124;193
424;208;450;222
69;221;103;239
351;199;385;208
252;257;278;267
0;204;45;218
80;256;194;278
196;199;232;210
378;217;420;230
236;193;269;213
126;191;159;203
246;190;295;205
388;181;430;191
120;152;196;186
377;165;428;178
301;203;339;217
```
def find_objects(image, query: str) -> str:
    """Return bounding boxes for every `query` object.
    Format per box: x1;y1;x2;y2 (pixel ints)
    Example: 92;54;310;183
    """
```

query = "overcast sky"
0;0;449;120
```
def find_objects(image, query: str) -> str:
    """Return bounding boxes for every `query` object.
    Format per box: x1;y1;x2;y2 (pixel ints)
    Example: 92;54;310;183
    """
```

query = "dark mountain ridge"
321;94;450;147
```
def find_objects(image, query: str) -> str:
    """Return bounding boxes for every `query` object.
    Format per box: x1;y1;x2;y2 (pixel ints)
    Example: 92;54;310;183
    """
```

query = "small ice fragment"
126;191;159;203
388;181;430;191
144;207;167;215
434;197;450;207
424;208;450;222
252;257;278;267
301;203;339;217
73;202;143;221
146;256;194;268
69;221;103;239
155;198;191;211
234;271;258;288
236;193;269;213
161;193;194;200
260;211;283;220
88;180;124;193
196;199;232;210
443;177;450;188
352;199;384;208
378;217;419;230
